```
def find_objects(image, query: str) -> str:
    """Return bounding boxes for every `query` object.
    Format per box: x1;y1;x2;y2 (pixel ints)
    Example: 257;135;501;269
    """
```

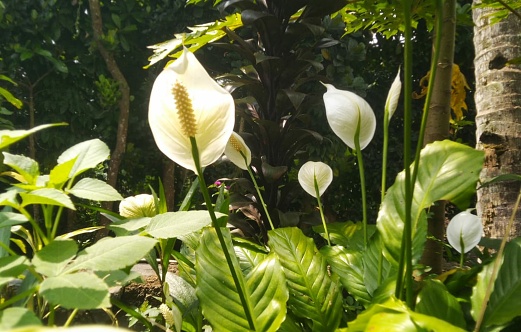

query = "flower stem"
314;178;331;246
354;114;368;249
190;137;255;330
245;156;275;230
381;109;390;204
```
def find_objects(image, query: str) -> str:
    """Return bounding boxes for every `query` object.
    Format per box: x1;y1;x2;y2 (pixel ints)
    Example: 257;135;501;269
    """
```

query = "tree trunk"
88;0;130;234
420;0;456;275
474;5;521;239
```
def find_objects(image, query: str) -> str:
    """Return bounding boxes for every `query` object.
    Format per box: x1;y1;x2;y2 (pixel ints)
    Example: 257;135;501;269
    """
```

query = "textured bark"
420;0;456;275
88;0;130;234
474;4;521;239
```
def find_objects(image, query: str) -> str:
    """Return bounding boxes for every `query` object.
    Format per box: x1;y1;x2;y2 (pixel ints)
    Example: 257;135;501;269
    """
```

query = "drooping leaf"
378;140;484;265
0;123;66;150
0;211;28;228
268;227;343;331
0;308;41;330
57;139;110;178
0;255;29;288
415;279;466;329
2;152;39;185
20;188;75;210
145;211;217;239
32;239;78;277
68;178;123;201
39;272;110;309
481;238;521;328
196;227;288;332
63;236;157;273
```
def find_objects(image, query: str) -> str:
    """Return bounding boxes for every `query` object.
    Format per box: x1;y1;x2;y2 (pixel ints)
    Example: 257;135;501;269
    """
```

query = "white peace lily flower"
322;83;376;150
119;194;157;218
385;68;402;120
446;210;483;254
298;161;333;198
148;48;235;174
224;132;252;170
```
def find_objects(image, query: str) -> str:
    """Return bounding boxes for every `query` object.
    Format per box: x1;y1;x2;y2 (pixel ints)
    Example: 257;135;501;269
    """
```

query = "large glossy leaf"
415;279;466;329
32;239;78;277
378;140;484;265
347;296;466;332
195;227;288;332
63;236;157;273
57;139;110;178
321;245;371;305
471;260;496;322
362;232;394;297
39;271;110;309
68;178;123;201
145;211;218;239
481;238;521;328
269;227;343;331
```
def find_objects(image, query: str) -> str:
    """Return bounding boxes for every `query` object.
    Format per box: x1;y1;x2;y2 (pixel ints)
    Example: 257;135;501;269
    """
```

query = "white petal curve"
224;132;252;170
446;211;482;254
298;161;333;198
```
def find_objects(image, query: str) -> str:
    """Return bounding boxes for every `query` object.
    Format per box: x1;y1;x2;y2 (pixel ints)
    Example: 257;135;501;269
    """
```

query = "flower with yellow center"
224;132;251;170
148;48;235;174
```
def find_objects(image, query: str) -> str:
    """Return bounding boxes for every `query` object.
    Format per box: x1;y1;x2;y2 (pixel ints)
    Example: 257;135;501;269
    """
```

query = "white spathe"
385;68;402;120
148;48;235;173
322;83;376;150
298;161;333;198
119;194;157;218
446;210;483;254
224;132;252;170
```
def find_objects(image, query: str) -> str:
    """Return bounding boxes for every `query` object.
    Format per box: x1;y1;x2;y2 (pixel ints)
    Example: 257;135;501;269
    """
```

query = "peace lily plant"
322;82;376;247
446;210;483;267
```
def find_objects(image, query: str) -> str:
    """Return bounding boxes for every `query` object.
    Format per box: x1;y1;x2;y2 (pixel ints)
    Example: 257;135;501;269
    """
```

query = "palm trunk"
474;4;521;238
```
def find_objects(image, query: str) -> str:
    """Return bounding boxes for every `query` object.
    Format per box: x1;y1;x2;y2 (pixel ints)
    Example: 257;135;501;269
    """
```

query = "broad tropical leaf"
415;279;466;329
481;238;521;328
269;227;343;331
39;271;110;309
195;227;288;332
32;239;78;277
20;188;74;210
57;139;110;178
63;236;157;273
68;178;123;201
145;211;218;239
378;140;484;265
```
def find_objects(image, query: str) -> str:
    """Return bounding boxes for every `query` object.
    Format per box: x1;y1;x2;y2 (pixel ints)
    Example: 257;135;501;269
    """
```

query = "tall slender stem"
246;163;275;230
354;116;368;248
314;178;331;246
381;113;390;204
190;137;255;330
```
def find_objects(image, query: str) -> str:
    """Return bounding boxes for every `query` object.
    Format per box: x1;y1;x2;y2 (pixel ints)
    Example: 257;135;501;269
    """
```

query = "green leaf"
378;140;484;265
32;239;78;277
482;237;521;328
145;211;216;239
0;308;41;330
39;271;111;309
108;217;151;236
20;188;75;210
57;139;110;178
321;245;371;305
314;221;376;250
68;178;123;201
0;211;28;228
269;227;343;331
348;296;466;331
196;227;288;332
2;152;39;184
0;255;29;288
63;236;157;273
362;232;394;297
0;123;66;150
0;86;22;109
49;157;77;187
471;261;496;322
415;279;466;329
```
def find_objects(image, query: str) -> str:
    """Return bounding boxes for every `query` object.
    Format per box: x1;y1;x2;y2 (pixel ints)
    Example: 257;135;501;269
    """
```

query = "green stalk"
394;0;414;307
63;309;78;327
314;177;331;246
190;137;255;330
354;113;368;248
381;106;390;204
244;155;275;230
